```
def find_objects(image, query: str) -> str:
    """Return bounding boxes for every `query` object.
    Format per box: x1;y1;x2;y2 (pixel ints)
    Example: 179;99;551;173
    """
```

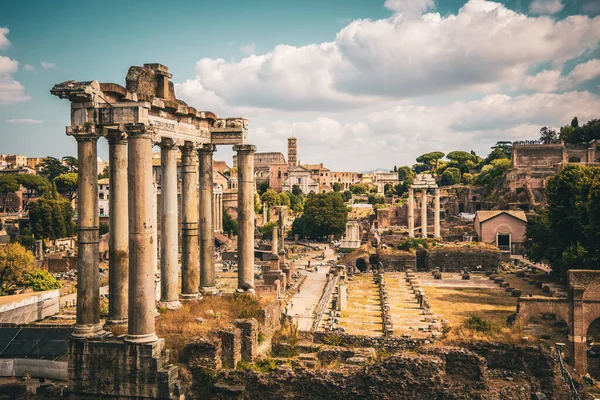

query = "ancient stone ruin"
50;63;257;398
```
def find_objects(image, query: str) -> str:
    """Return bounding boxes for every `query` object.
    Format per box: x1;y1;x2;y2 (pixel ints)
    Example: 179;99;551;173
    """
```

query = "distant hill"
361;168;393;174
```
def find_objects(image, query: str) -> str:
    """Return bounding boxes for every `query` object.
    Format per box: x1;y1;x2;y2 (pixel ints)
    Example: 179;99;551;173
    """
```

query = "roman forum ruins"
50;63;255;397
407;173;441;239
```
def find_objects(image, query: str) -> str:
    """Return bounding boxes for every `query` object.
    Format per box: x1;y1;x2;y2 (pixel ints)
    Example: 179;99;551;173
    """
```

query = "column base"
124;332;159;343
235;288;256;295
158;300;182;310
71;323;108;339
104;318;128;328
180;293;201;302
200;286;219;296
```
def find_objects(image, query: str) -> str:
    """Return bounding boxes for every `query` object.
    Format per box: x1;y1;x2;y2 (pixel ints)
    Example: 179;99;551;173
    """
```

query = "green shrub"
463;314;497;332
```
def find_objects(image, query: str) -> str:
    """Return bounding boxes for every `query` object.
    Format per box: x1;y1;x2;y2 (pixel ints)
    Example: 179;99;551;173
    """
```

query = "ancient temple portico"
51;63;256;398
408;174;441;239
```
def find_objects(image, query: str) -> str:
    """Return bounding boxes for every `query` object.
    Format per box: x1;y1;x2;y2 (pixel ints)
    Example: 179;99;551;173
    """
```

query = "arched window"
99;193;104;200
568;156;581;163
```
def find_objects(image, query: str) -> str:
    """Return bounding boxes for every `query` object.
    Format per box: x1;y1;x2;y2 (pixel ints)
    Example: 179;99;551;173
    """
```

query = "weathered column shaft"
198;144;216;291
421;189;428;238
159;140;181;309
180;143;200;300
126;124;158;343
107;131;128;325
434;188;441;239
272;224;278;255
234;144;256;291
218;193;223;232
408;188;414;238
70;126;105;338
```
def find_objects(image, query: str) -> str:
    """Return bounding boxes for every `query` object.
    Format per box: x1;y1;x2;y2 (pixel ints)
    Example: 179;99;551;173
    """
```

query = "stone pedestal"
126;124;158;343
106;130;129;326
180;142;200;301
159;139;181;310
68;338;182;399
234;144;256;292
198;144;216;294
69;126;105;338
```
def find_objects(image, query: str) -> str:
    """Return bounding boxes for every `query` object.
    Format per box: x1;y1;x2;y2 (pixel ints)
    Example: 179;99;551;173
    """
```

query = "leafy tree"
261;189;280;209
484;148;508;165
0;175;20;212
289;192;305;214
223;210;237;236
278;192;291;208
332;182;343;192
40;157;68;181
416;151;445;176
260;221;278;239
98;164;109;180
368;194;385;205
62;156;78;173
291;185;303;197
341;190;352;202
525;165;600;280
571;117;579;128
28;186;75;240
0;242;36;294
291;192;348;240
412;163;430;174
393;182;408;196
491;141;513;158
440;167;460;186
397;166;414;183
16;175;51;209
446;151;478;178
26;269;62;291
393;165;398;172
257;180;269;196
349;183;369;195
539;127;559;144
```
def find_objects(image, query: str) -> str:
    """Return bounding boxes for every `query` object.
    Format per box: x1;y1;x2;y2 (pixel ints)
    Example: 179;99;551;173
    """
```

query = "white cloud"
7;118;43;124
23;64;35;72
240;43;256;55
561;59;600;87
529;0;564;15
41;61;56;69
177;0;600;112
384;0;435;16
0;56;30;104
0;27;10;50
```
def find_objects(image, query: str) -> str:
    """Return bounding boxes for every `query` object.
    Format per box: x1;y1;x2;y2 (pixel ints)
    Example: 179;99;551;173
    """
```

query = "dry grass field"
338;273;382;336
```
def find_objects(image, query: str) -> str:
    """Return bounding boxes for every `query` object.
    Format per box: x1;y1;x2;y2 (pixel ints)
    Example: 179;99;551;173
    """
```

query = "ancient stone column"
198;144;216;293
408;188;414;238
272;224;278;255
159;139;181;310
69;125;105;339
421;189;428;239
234;144;256;292
218;192;223;232
106;129;128;325
180;142;200;300
125;123;158;343
434;188;441;239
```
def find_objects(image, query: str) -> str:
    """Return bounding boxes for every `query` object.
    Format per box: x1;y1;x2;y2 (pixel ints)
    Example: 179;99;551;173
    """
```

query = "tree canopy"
28;186;75;240
525;165;600;280
0;175;20;212
0;243;36;295
40;157;69;181
291;192;348;240
16;174;51;209
54;173;78;202
416;151;445;175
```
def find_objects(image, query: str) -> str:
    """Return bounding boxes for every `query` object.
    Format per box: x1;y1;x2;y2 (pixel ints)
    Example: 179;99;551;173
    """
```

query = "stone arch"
516;297;570;328
569;156;581;163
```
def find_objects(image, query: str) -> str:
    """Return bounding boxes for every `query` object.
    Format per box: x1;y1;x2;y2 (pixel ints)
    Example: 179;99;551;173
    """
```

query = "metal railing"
555;343;581;400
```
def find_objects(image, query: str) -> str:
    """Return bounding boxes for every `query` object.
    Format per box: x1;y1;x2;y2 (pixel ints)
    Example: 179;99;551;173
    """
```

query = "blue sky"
1;0;599;170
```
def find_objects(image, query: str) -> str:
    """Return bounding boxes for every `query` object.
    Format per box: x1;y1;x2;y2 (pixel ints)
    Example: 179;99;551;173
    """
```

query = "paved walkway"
287;246;335;331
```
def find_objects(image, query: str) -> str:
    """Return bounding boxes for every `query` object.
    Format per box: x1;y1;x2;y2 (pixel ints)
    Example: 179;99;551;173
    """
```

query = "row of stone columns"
407;188;441;239
70;123;256;344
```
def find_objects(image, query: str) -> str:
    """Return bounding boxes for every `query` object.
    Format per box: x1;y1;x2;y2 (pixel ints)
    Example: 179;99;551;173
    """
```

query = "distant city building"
474;210;527;255
288;137;298;167
281;165;319;194
328;171;363;191
372;171;399;193
98;178;110;217
268;164;289;192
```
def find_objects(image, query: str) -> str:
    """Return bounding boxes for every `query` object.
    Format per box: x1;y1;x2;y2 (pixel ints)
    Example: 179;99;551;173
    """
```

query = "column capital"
197;143;217;153
105;127;128;145
180;140;197;153
67;125;102;142
233;144;256;153
158;137;179;149
124;123;155;139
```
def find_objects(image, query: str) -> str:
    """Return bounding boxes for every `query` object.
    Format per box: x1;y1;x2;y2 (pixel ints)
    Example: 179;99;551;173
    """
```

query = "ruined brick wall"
425;245;501;272
377;249;416;271
312;332;428;352
513;144;565;168
46;256;77;273
256;302;282;337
